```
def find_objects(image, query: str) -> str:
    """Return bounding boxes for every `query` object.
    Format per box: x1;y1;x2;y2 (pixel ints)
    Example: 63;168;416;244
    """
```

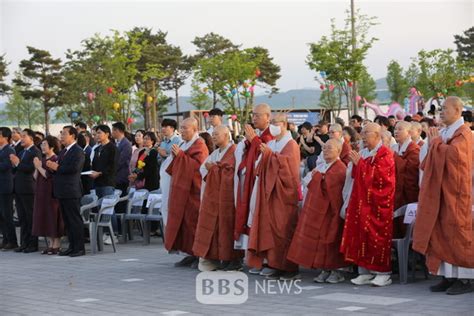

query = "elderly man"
316;123;350;167
246;113;300;280
340;122;396;286
410;122;424;146
413;96;474;295
164;118;209;268
193;125;244;272
288;139;348;283
234;103;274;254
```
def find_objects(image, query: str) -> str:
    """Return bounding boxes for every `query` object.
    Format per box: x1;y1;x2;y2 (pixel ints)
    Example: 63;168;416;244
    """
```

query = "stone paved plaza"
1;237;473;316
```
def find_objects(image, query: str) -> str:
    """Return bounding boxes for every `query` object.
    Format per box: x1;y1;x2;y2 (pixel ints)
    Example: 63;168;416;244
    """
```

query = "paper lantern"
249;86;255;93
245;92;251;97
356;95;362;102
231;89;237;95
113;102;120;111
71;112;79;119
107;115;113;121
319;71;326;78
87;92;95;102
329;84;335;92
92;115;100;123
146;96;153;104
348;81;353;87
242;82;249;88
127;117;134;124
320;84;325;90
203;112;209;118
231;114;238;121
106;87;113;94
202;87;209;94
255;69;261;77
227;93;233;98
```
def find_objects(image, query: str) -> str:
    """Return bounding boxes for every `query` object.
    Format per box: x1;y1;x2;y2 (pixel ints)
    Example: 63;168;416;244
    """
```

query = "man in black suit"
47;126;85;257
11;127;23;154
10;128;41;253
0;127;18;250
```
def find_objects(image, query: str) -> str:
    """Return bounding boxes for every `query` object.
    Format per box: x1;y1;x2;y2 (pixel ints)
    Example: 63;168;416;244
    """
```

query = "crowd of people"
0;97;473;295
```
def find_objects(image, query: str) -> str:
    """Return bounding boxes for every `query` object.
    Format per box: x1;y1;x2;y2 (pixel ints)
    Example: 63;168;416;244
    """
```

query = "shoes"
314;270;331;283
14;246;26;253
58;249;73;256
446;279;474;295
198;258;219;272
0;243;5;249
23;247;38;253
103;234;118;245
279;271;302;281
370;274;392;287
260;267;277;276
1;243;18;251
223;260;244;272
430;277;455;292
265;270;284;280
248;267;262;275
174;255;198;267
48;248;60;255
326;271;345;284
351;274;375;285
191;258;199;269
41;248;52;255
69;250;85;257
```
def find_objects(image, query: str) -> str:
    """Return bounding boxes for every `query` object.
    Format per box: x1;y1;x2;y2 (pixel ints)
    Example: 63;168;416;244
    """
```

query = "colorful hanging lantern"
348;81;353;87
255;68;261;77
329;84;335;92
231;114;238;121
106;87;113;94
320;84;325;90
146;96;153;104
87;92;95;102
203;112;209;118
92;115;100;123
113;102;120;111
127;117;134;124
356;95;362;102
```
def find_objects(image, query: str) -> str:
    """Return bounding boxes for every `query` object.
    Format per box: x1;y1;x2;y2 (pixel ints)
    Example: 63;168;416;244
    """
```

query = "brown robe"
340;141;351;166
165;139;209;255
413;125;474;273
247;139;300;272
287;159;348;269
393;141;420;238
193;145;244;261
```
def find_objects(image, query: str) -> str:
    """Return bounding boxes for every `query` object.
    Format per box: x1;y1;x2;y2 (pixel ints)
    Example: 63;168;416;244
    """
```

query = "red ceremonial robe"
340;141;351;166
413;125;474;273
340;145;396;272
393;141;420;238
234;128;274;240
287;159;348;269
247;139;300;272
165;139;209;254
193;145;244;261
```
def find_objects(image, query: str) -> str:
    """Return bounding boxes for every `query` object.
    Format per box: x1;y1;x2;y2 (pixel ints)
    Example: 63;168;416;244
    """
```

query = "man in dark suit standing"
47;126;85;257
11;127;23;154
112;122;132;212
10;128;41;253
0;127;19;250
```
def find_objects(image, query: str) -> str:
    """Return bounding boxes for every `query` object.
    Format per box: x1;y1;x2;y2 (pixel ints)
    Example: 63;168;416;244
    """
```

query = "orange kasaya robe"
413;125;474;274
192;144;244;261
340;141;351;166
287;159;348;270
340;145;396;272
165;138;209;255
247;138;300;272
393;141;420;238
234;128;274;240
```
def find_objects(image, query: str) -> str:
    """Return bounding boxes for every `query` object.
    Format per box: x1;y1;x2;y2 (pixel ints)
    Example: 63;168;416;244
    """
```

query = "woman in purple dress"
32;136;64;254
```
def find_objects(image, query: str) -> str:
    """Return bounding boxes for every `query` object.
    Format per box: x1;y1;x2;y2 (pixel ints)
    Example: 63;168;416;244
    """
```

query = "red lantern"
348;81;353;87
106;87;113;94
231;114;238;121
329;84;335;92
87;92;95;102
127;117;134;125
203;112;209;118
320;84;325;90
255;69;261;77
455;80;463;87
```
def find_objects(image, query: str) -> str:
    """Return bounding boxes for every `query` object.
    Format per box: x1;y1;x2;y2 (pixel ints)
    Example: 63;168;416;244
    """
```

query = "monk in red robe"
340;122;396;287
410;121;425;147
392;121;420;237
234;103;274;274
287;139;348;284
413;96;474;295
329;123;351;165
246;113;300;280
165;118;209;268
193;125;244;272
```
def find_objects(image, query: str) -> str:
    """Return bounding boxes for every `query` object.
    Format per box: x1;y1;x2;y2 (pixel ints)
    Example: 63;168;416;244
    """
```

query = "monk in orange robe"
193;126;244;272
165;118;209;268
340;122;396;287
246;113;300;280
234;104;273;254
413;96;474;295
392;121;420;237
287;139;348;284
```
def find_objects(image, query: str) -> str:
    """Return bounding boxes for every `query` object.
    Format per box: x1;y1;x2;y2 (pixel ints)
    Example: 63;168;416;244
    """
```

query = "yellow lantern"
147;96;153;104
113;102;120;111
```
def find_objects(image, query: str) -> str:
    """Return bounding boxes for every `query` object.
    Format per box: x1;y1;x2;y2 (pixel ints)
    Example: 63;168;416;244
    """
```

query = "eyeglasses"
252;112;265;117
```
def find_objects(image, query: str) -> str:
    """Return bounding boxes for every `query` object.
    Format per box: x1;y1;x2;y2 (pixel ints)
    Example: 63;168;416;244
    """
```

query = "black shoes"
430;278;455;292
174;255;198;267
446;279;474;295
23;247;38;253
1;243;18;251
69;250;85;257
14;246;26;253
58;249;73;256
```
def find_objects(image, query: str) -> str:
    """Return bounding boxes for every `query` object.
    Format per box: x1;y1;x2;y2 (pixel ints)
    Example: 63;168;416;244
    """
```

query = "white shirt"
440;117;465;143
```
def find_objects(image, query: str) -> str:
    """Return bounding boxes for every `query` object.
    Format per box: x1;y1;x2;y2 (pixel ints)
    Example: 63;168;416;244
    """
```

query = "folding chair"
121;189;149;243
91;195;120;254
143;190;164;245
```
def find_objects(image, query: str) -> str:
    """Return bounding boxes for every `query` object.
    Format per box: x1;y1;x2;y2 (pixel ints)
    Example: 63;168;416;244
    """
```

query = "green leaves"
386;60;408;104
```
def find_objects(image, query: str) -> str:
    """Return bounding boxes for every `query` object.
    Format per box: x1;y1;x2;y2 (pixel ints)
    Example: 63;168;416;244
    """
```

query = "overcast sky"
1;0;472;96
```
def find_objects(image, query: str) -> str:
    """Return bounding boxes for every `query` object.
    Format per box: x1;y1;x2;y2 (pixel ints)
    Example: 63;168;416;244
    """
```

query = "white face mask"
269;124;281;137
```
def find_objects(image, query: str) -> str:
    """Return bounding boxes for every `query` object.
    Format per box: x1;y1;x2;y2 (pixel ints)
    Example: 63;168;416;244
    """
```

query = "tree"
1;83;42;128
0;54;10;96
358;67;377;101
307;9;378;116
386;60;408;104
454;27;473;67
189;80;212;110
13;46;64;134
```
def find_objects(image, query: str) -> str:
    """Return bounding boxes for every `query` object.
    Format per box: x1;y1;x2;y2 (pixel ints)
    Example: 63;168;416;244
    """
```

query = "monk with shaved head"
288;138;348;283
164;117;209;268
340;122;396;286
414;96;474;295
193;125;244;271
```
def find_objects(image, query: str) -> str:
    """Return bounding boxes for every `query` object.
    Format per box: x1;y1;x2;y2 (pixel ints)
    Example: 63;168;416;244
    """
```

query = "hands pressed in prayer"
9;154;19;166
349;150;361;165
33;157;42;169
171;144;181;157
244;124;257;142
45;160;59;171
157;148;167;158
259;143;269;154
89;171;102;179
205;162;215;170
427;127;440;142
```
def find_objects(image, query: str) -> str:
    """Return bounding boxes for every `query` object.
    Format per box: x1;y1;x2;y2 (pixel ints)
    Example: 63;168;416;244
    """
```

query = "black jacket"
0;145;15;194
13;146;42;195
91;142;117;187
53;144;85;199
136;148;159;191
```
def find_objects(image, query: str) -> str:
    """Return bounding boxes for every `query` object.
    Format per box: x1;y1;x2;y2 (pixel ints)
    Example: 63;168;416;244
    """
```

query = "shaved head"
254;103;271;115
329;123;343;140
180;118;198;141
322;138;342;163
441;96;463;125
326;138;342;153
394;121;411;144
445;96;464;112
252;103;272;130
362;122;382;150
182;118;198;131
363;122;382;135
212;125;231;148
271;112;288;123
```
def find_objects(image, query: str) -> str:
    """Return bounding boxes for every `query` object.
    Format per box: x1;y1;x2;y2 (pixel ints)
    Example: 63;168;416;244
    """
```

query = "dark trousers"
59;198;84;252
0;194;17;245
15;194;37;248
